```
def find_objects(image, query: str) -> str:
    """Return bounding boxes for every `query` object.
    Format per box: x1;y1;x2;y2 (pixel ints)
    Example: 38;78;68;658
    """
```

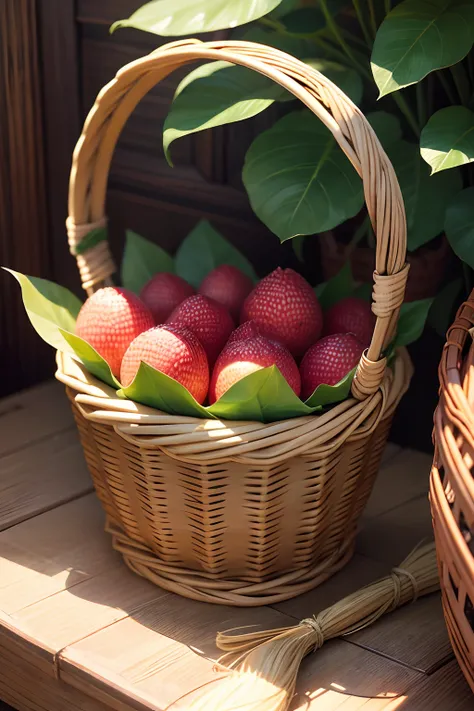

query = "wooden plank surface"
384;661;472;711
0;428;92;531
0;383;472;711
0;381;73;458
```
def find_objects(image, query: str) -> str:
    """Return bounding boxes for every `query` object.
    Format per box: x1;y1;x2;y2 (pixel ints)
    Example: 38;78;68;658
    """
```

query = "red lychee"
241;267;322;357
167;294;234;366
198;265;253;320
120;324;209;403
140;273;194;324
324;296;375;347
75;286;154;378
299;333;364;400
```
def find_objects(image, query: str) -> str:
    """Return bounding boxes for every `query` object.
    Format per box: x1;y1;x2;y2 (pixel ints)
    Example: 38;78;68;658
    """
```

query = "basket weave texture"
431;293;474;691
57;39;412;606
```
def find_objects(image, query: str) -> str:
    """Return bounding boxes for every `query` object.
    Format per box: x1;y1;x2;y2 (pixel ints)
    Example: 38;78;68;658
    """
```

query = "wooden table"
0;381;472;711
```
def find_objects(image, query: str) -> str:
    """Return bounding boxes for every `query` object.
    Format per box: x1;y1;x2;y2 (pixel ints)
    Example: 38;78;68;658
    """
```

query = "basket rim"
56;347;412;465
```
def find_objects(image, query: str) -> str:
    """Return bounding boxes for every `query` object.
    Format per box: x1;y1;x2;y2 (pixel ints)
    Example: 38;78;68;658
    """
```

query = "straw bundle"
188;542;439;711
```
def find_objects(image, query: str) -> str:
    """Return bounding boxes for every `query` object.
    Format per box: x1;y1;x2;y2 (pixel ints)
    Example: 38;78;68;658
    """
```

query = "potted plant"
112;0;474;313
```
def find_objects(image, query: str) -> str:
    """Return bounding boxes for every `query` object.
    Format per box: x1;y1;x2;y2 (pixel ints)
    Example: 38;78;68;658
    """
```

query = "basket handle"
67;39;408;399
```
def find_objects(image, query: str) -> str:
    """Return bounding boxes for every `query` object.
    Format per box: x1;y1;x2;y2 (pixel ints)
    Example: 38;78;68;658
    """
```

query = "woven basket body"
431;295;474;691
58;39;412;606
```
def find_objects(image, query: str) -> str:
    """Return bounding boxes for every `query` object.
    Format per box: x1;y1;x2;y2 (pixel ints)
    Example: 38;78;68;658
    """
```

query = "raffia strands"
187;542;439;711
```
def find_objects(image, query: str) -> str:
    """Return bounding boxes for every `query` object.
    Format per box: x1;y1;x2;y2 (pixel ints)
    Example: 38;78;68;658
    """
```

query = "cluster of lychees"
75;264;374;404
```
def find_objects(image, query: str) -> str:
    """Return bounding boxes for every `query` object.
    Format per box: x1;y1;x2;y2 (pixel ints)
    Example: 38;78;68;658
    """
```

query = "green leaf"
304;366;356;408
111;0;283;35
121;230;174;293
175;220;257;288
394;298;433;346
304;59;363;105
317;262;354;311
243;110;364;242
445;187;474;269
367;111;403;148
163;62;288;163
420;106;474;174
371;0;474;97
241;27;317;59
120;362;211;418
4;269;82;353
427;278;463;337
119;361;321;423
292;235;305;262
72;227;108;256
280;7;326;35
209;366;319;422
59;330;120;389
387;140;462;251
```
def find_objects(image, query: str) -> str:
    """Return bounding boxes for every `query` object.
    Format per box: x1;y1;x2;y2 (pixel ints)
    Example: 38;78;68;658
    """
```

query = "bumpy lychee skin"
300;333;364;400
140;273;194;324
120;324;209;403
198;265;253;320
167;294;234;366
75;287;154;378
209;333;301;403
324;296;375;347
240;267;322;358
225;320;260;347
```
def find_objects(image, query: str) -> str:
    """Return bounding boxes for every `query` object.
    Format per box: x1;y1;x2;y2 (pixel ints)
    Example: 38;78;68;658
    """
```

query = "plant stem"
312;36;355;67
392;91;420;136
258;16;286;33
368;0;378;37
351;0;373;47
416;82;427;128
319;0;368;77
438;70;457;104
450;63;471;106
340;28;370;52
384;0;391;12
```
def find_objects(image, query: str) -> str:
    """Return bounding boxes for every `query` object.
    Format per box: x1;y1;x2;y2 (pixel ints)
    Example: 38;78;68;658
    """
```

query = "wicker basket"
56;39;412;606
431;293;474;691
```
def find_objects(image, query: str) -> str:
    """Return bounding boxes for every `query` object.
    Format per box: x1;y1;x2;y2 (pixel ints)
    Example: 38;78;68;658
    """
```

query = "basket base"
107;520;355;607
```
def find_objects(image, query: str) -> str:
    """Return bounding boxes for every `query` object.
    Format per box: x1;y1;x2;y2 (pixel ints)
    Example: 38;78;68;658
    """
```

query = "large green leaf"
241;27;315;58
420;106;474;174
120;362;211;418
445;187;474;269
120;361;321;423
4;269;82;353
209;366;319;422
242;110;364;242
304;366;356;408
367;111;403;148
59;330;120;389
371;0;474;97
387;140;462;250
175;220;257;288
304;59;363;105
121;230;174;293
163;61;288;163
395;298;433;346
279;7;326;35
111;0;283;35
427;278;463;337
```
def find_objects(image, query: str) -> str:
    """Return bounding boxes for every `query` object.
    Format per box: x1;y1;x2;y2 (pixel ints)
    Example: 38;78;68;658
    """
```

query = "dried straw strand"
187;542;439;711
